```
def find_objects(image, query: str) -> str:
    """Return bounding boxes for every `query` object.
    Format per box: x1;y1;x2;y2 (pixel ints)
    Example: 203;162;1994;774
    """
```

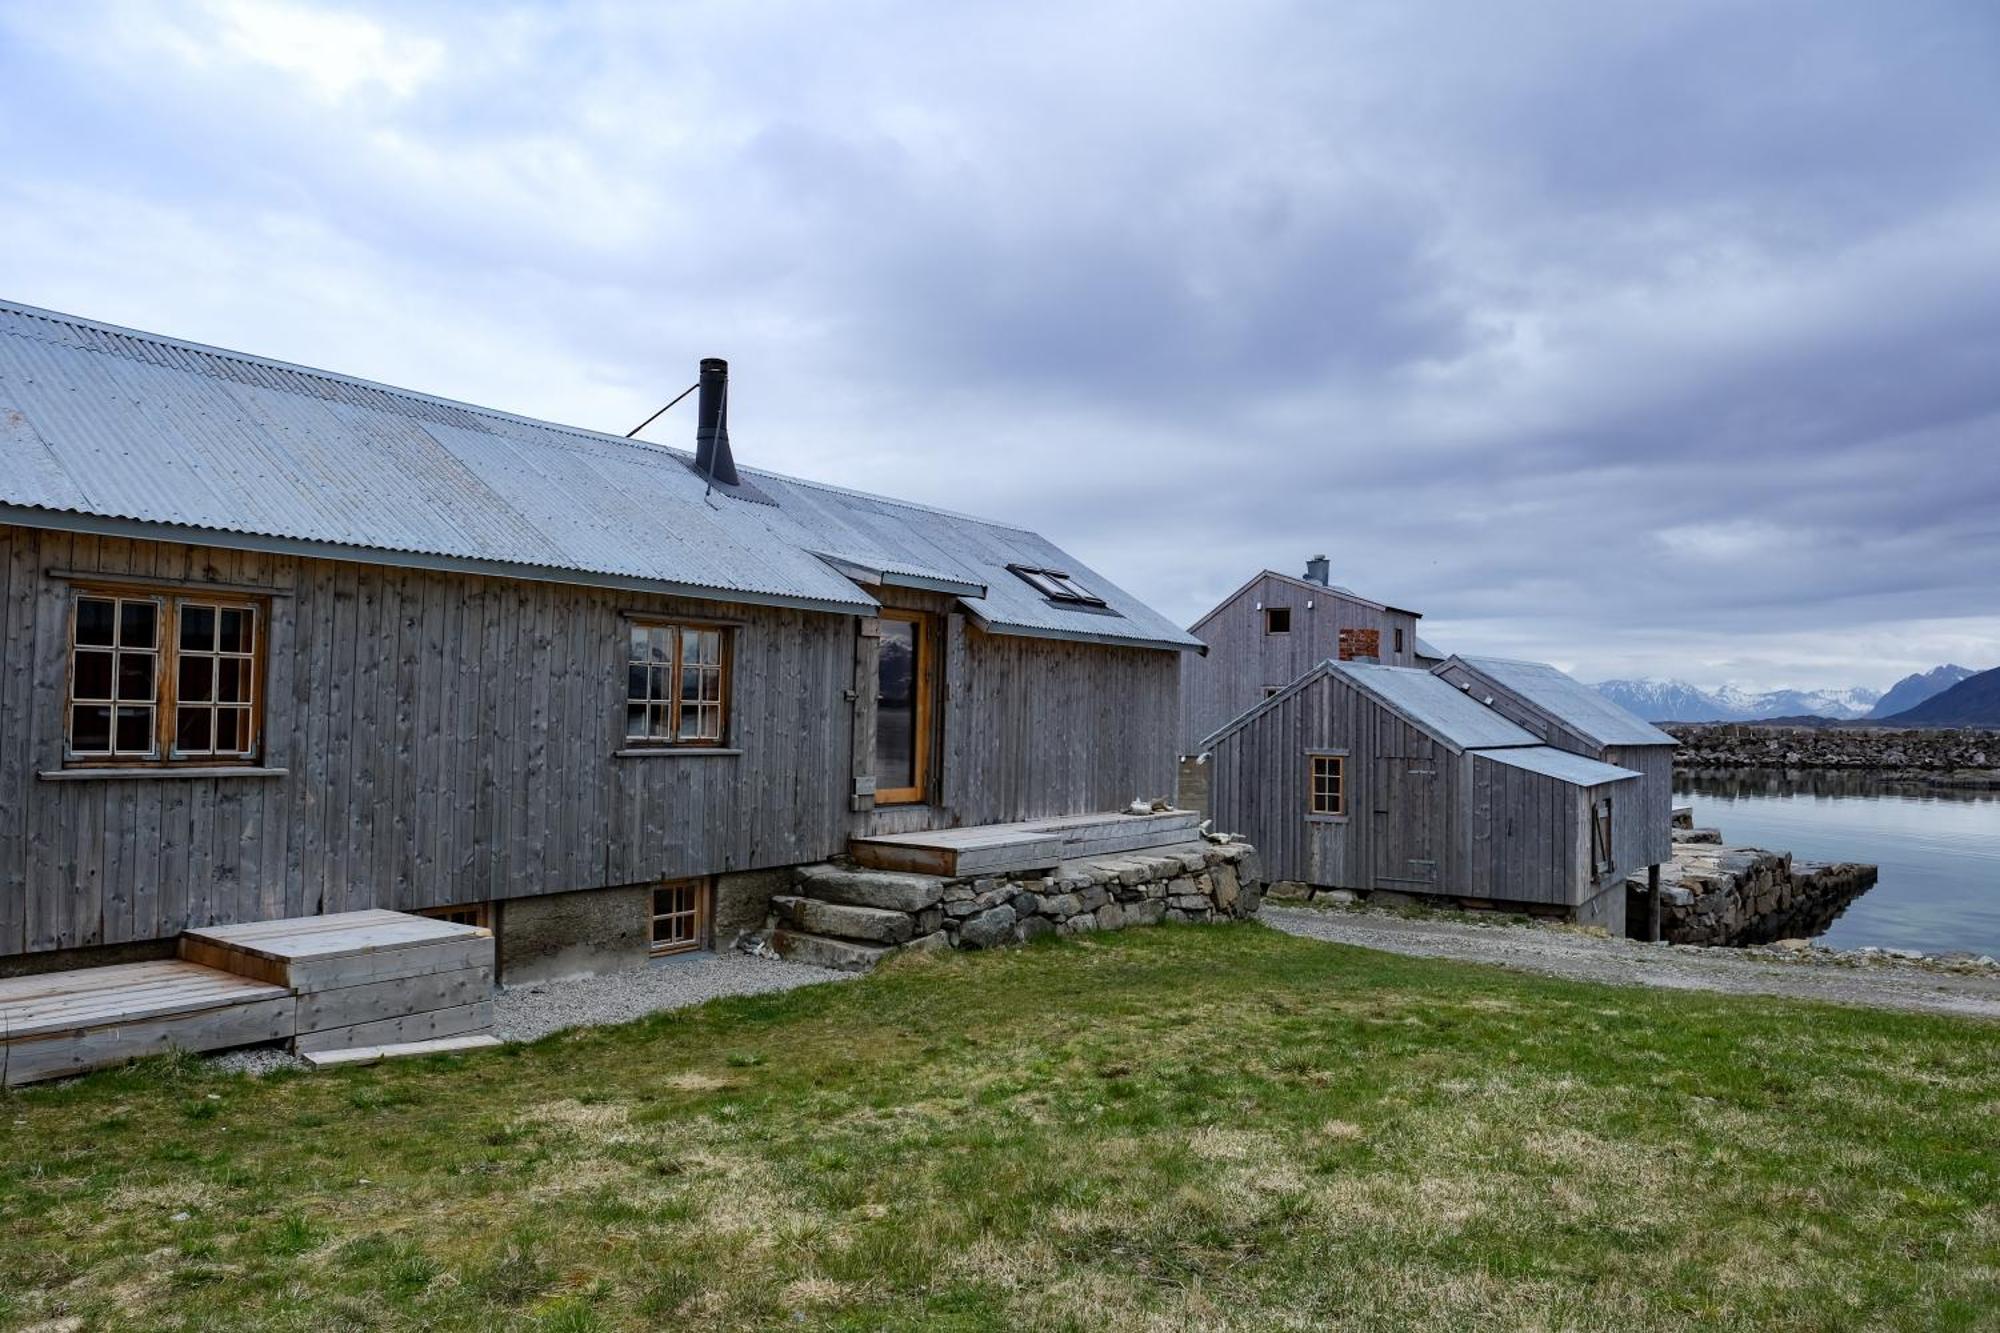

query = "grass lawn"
3;923;1995;1332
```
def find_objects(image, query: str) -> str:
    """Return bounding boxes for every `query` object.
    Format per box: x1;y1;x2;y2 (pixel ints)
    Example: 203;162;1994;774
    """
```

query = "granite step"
768;929;897;972
793;865;946;913
772;895;927;945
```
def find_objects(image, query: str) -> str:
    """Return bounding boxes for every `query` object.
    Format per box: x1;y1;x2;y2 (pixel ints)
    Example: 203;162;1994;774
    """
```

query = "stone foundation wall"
1636;845;1878;946
939;842;1262;949
767;841;1265;970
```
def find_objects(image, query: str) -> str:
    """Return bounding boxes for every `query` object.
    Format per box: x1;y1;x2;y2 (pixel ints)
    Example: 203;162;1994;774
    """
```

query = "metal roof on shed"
1330;662;1541;750
1477;746;1640;787
1448;656;1678;747
0;299;1197;649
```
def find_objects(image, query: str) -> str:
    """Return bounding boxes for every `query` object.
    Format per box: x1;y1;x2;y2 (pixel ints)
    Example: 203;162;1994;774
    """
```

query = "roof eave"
0;505;881;618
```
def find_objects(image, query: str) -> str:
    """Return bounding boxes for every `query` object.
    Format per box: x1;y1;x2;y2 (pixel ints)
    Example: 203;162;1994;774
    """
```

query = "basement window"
417;903;492;931
626;622;729;746
650;879;712;956
1009;564;1107;607
1308;754;1346;817
64;588;265;767
1264;606;1291;635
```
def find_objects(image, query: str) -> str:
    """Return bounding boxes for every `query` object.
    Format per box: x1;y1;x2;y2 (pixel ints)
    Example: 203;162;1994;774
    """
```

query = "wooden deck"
0;961;293;1087
851;808;1203;876
2;910;494;1085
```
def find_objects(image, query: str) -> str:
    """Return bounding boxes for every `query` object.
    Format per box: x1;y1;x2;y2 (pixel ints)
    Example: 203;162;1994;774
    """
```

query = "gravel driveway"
1263;906;2000;1020
494;949;855;1042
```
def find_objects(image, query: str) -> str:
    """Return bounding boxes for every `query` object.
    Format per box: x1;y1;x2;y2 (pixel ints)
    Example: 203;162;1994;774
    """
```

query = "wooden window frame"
62;585;267;770
624;620;732;749
874;609;935;806
1263;606;1291;635
649;878;712;956
1393;626;1405;655
1307;752;1347;819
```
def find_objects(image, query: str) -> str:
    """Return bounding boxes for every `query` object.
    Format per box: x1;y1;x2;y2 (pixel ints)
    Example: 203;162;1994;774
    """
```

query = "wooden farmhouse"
1179;556;1424;755
1204;660;1656;933
0;299;1206;992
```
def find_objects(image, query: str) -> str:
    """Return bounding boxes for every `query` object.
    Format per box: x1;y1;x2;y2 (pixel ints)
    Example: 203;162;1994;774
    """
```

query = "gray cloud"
0;0;1995;692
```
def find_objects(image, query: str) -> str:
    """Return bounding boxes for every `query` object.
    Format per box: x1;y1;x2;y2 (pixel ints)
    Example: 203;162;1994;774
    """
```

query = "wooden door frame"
874;608;936;805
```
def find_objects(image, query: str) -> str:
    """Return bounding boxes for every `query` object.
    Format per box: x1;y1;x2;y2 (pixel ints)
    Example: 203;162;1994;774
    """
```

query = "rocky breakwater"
763;841;1265;970
1632;832;1877;947
1667;724;1999;786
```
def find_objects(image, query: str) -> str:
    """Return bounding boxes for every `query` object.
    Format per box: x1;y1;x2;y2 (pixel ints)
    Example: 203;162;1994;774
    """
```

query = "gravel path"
493;950;855;1042
1264;906;2000;1020
207;951;854;1074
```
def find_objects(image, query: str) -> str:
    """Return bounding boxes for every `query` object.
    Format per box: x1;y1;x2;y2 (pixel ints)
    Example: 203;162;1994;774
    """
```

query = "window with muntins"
1309;755;1346;816
651;879;711;955
626;622;728;745
66;590;263;766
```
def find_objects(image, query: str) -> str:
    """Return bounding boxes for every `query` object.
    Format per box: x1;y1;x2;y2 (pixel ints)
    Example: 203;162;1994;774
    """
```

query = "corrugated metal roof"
1450;656;1678;747
1478;746;1641;787
1329;662;1541;750
0;299;1196;648
1414;635;1445;661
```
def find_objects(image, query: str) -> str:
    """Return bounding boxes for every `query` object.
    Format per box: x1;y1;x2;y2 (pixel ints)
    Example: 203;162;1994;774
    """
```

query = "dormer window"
1009;564;1107;607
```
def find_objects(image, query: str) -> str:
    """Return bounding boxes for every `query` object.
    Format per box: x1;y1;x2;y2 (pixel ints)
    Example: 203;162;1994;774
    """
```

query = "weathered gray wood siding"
1182;573;1420;754
1207;672;1465;893
0;524;853;958
1209;670;1631;908
1431;659;1673;869
854;588;1181;837
1604;744;1675;867
1464;756;1631;907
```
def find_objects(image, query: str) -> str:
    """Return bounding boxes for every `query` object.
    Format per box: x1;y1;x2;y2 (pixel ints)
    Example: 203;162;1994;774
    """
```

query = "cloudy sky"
2;1;1996;692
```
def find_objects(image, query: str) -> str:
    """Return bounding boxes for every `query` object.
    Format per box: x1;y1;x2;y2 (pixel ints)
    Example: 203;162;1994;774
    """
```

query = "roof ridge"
0;296;1037;534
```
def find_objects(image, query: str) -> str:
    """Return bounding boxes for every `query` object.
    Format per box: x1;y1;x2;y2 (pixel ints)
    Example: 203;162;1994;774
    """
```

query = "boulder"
958;904;1018;950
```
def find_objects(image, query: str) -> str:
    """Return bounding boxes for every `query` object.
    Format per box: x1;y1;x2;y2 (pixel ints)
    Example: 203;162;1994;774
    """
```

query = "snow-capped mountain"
1866;665;1977;719
1591;679;1733;722
1593;678;1882;723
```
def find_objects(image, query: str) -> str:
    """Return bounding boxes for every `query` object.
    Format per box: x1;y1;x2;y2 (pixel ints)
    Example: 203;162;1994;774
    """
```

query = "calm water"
1676;772;2000;956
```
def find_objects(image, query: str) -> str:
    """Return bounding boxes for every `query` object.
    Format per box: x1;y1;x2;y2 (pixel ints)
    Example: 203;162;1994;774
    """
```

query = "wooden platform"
0;961;293;1087
851;809;1204;877
182;910;494;1054
2;910;495;1085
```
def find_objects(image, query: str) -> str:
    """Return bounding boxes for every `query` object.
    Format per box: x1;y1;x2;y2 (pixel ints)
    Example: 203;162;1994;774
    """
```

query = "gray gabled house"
0;299;1200;980
1179;556;1423;755
1204;661;1645;932
1429;655;1676;873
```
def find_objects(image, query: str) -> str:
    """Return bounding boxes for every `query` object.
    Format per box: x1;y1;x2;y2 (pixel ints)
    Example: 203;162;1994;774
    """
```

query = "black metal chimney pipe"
693;357;741;487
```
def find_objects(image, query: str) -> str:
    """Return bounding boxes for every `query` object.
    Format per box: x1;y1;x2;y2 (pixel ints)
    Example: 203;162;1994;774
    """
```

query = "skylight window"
1009;564;1107;607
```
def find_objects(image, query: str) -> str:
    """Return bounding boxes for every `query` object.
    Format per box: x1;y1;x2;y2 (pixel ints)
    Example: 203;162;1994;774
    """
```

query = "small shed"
1204;661;1641;930
1430;655;1676;872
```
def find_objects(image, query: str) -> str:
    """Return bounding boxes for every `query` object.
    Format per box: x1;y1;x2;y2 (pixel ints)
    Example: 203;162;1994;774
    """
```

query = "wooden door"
1372;757;1439;886
874;610;935;804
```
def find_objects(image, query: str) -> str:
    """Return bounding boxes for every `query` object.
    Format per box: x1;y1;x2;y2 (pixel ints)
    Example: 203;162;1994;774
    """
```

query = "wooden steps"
1;910;498;1086
850;809;1203;877
0;961;294;1087
183;909;494;1055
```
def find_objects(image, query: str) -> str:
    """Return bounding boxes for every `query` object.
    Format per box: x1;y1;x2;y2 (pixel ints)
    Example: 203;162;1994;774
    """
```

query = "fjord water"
1676;773;2000;956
